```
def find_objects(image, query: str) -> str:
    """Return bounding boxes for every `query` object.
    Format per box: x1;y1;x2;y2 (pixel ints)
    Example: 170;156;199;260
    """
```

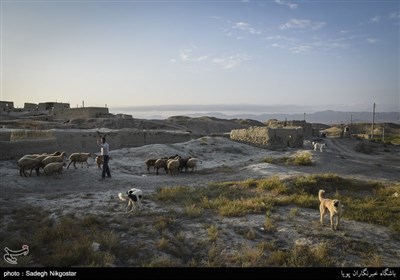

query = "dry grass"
263;213;276;233
154;174;399;234
263;151;313;166
2;174;397;267
288;151;313;166
206;224;219;242
267;243;332;267
1;208;124;267
287;207;300;220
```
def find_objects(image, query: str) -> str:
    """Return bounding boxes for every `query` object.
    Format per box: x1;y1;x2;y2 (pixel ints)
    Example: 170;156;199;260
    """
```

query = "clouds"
367;12;400;25
280;19;326;30
223;20;263;39
369;16;381;23
178;2;391;68
233;22;262;35
3;0;398;110
266;34;366;54
275;0;298;10
212;53;251;69
366;38;379;44
178;45;209;63
176;45;250;70
389;12;400;19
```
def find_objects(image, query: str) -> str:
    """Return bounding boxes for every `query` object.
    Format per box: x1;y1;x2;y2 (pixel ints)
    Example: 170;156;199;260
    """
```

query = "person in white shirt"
97;137;111;179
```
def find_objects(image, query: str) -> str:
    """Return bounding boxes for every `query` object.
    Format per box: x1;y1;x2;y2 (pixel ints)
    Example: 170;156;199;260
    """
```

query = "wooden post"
371;102;375;139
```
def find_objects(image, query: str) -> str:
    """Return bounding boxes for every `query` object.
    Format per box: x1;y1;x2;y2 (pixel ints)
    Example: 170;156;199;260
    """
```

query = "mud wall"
52;107;110;119
0;139;60;160
0;129;191;160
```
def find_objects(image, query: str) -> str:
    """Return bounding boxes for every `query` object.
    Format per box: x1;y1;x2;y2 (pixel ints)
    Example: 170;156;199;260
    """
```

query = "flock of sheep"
145;155;198;176
17;151;94;177
17;151;198;177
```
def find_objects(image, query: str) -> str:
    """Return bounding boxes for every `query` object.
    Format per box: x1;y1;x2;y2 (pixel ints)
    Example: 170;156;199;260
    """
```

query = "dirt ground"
0;136;399;267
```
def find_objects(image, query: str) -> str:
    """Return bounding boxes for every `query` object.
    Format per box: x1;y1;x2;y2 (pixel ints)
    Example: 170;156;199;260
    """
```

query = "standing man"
97;137;111;179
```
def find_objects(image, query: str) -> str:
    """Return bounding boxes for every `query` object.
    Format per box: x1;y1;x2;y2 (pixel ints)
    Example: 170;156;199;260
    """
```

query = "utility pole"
303;113;306;122
371;102;376;140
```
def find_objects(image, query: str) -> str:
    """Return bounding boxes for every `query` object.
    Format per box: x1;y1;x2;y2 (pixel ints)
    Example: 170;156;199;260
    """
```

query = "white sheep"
42;152;68;167
167;156;181;176
187;158;198;172
43;162;64;175
29;151;61;157
154;158;168;175
67;153;92;169
17;157;42;177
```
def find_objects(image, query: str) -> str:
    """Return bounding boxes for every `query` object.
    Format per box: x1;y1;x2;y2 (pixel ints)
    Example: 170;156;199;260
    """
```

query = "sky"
1;0;399;113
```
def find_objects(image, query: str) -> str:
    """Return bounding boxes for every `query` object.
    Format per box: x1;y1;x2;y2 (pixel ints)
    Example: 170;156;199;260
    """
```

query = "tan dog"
319;189;341;230
95;155;112;169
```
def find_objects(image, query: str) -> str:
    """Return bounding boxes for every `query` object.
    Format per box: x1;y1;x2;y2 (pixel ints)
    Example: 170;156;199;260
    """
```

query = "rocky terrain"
0;112;399;269
0;131;399;268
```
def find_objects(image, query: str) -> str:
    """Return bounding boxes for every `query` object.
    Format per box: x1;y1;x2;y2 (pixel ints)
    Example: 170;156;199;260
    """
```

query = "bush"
287;151;313;166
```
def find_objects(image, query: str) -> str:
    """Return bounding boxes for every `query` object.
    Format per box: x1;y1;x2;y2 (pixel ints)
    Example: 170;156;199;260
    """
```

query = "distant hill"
186;110;400;125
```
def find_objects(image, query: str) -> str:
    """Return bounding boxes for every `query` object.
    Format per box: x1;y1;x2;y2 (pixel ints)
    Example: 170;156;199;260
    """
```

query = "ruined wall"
38;102;69;111
267;127;304;149
23;103;38;111
230;126;303;150
0;139;60;160
0;101;14;112
116;114;133;119
230;127;271;147
52;107;110;119
51;129;191;152
0;129;191;160
267;120;314;139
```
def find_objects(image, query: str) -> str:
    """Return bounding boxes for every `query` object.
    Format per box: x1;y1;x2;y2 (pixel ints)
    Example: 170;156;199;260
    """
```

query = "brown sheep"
145;159;157;173
67;153;92;169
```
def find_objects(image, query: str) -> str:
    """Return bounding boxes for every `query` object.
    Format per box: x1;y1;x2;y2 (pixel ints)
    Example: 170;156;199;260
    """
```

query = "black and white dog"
118;188;143;212
312;141;327;152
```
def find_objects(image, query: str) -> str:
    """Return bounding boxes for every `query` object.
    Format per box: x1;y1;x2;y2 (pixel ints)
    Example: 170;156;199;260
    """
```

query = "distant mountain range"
112;105;399;125
185;110;400;125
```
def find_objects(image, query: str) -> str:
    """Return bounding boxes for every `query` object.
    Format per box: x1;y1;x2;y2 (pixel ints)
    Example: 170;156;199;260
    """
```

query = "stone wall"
0;129;191;160
230;126;303;150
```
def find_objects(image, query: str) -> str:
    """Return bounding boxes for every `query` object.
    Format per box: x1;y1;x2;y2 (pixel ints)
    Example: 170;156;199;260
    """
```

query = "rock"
91;242;100;252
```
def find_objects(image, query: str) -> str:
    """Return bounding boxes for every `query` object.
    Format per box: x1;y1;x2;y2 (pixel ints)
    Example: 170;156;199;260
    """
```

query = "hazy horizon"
2;1;399;111
110;103;399;120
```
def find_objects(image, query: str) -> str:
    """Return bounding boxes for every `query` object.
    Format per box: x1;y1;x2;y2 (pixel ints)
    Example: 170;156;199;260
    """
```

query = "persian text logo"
3;245;29;265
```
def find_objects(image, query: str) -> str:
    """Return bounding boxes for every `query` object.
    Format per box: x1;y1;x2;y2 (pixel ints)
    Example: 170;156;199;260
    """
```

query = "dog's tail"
318;189;325;202
118;193;128;201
